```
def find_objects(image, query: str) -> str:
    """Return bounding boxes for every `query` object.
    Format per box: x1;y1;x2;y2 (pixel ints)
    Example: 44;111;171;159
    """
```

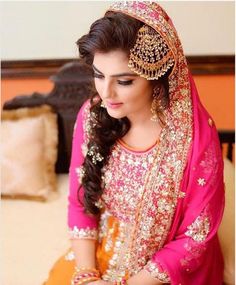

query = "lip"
106;101;123;109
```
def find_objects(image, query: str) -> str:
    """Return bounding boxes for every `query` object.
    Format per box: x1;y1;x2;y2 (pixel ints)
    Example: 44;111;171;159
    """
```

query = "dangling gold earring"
100;101;106;108
150;86;161;122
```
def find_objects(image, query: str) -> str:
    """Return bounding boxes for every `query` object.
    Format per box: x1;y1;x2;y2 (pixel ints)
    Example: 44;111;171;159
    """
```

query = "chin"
106;109;125;120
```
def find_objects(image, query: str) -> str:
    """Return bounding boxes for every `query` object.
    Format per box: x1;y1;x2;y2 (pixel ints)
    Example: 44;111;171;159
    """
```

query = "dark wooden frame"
2;55;235;79
218;130;235;162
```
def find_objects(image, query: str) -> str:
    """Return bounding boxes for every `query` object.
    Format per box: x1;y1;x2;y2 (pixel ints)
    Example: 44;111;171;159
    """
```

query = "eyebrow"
92;64;138;77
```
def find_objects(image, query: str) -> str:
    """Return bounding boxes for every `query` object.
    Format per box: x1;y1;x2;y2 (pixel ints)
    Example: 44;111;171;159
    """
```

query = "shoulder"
77;99;91;121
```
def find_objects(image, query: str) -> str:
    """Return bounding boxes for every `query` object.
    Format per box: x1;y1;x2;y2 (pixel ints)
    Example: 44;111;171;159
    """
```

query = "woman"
45;2;224;285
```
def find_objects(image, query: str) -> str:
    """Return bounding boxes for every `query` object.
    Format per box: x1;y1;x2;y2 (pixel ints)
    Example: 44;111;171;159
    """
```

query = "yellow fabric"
218;158;235;285
43;249;75;285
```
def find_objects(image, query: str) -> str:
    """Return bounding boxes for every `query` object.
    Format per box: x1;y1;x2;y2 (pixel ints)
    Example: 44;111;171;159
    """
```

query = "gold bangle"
77;276;100;285
71;270;100;285
75;267;100;273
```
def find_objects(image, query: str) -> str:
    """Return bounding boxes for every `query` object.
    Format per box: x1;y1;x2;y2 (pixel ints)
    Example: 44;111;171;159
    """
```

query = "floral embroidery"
181;208;210;269
100;143;159;280
144;260;171;283
199;139;222;187
102;141;159;223
180;239;207;271
102;219;133;281
197;178;206;186
185;207;211;242
68;226;98;240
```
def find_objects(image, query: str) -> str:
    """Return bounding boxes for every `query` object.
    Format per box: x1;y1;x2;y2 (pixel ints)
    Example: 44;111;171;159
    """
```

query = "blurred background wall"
1;1;235;129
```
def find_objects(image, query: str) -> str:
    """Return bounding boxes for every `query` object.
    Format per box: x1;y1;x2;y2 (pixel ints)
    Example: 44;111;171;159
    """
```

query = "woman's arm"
71;239;97;268
68;101;98;269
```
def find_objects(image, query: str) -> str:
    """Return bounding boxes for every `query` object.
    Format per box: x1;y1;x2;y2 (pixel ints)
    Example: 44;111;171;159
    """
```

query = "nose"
102;80;115;100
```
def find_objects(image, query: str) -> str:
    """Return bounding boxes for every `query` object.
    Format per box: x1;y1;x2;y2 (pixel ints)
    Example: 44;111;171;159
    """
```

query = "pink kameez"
50;2;225;285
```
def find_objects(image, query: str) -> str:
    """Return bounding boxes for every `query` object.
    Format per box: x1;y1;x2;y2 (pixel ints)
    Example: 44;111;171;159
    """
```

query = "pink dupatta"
149;74;225;284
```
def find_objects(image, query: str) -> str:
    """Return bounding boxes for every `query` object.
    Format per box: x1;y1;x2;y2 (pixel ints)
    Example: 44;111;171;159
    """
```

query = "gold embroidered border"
68;226;98;240
144;260;171;283
108;1;193;274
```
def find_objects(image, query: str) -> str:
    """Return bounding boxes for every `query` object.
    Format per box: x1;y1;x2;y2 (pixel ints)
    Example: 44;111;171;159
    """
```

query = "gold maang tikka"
128;25;174;80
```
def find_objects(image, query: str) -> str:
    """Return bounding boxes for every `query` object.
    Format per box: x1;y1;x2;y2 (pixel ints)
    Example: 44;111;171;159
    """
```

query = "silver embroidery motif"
197;178;206;186
68;226;98;240
185;209;210;242
144;260;170;283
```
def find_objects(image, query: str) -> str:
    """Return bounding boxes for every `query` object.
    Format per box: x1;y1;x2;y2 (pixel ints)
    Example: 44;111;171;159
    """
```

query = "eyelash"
93;73;133;86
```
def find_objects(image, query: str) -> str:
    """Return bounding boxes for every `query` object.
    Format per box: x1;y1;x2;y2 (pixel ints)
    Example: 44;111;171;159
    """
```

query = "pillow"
218;158;235;285
1;105;58;201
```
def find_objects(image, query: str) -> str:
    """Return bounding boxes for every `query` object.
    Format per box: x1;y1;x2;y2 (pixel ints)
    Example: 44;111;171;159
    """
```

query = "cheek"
125;84;152;103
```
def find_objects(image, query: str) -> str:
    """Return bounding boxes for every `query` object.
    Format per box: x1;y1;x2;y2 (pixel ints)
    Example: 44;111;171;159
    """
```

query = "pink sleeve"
67;100;98;240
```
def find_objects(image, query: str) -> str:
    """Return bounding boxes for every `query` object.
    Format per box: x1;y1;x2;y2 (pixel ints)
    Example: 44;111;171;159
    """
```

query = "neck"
127;105;153;128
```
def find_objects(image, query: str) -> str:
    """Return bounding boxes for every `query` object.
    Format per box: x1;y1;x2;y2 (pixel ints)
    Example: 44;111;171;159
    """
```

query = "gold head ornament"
128;25;174;80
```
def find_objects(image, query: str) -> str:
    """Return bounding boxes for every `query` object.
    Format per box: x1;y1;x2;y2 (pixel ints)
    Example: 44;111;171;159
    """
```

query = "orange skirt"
43;215;129;284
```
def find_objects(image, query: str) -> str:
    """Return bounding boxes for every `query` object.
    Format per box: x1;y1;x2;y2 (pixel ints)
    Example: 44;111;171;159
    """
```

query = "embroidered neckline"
117;138;159;153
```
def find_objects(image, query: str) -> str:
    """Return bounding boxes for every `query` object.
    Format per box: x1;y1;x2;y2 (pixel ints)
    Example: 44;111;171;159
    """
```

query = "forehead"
93;50;132;74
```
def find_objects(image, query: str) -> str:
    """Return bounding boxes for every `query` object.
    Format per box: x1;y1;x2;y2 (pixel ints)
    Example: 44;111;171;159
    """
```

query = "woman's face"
93;50;153;121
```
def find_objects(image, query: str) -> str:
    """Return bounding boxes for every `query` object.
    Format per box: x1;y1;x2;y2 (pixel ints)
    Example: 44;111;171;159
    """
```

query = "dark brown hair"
77;12;170;215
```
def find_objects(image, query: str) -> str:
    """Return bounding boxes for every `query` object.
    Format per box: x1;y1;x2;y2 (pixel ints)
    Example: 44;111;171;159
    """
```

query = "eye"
117;80;133;86
93;73;104;79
